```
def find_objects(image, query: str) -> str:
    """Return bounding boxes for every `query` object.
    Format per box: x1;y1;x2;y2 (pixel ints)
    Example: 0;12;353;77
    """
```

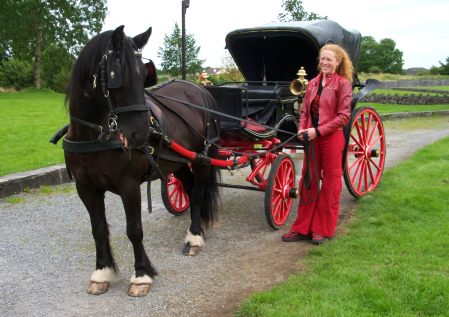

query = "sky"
102;0;449;70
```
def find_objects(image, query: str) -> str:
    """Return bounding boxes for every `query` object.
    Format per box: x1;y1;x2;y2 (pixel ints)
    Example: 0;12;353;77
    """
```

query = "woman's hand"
297;128;317;141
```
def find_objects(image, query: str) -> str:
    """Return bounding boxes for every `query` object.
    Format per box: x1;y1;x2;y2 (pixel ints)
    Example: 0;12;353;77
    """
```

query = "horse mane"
65;29;138;112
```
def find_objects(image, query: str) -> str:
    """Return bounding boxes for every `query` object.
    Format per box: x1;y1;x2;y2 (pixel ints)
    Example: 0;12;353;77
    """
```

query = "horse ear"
144;60;158;87
111;25;125;49
133;27;152;50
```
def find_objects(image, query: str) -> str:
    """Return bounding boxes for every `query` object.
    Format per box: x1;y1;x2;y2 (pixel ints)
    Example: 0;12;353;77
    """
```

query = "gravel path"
1;121;448;317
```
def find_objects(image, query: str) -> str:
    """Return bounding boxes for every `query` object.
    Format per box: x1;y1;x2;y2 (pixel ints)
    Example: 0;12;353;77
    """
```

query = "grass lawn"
0;89;68;176
238;136;449;316
360;103;449;113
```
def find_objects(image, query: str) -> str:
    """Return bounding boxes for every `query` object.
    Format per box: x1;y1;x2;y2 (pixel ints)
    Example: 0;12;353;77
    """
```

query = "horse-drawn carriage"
161;20;386;228
51;20;386;296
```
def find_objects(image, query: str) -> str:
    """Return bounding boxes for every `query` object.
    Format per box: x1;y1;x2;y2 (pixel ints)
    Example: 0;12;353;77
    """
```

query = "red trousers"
291;129;345;238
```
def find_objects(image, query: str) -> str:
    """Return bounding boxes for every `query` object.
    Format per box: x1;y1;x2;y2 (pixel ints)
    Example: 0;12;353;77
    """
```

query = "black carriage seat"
206;83;292;140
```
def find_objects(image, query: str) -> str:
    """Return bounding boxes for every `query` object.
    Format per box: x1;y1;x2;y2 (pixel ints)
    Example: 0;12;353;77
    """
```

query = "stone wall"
360;79;449;104
361;94;449;105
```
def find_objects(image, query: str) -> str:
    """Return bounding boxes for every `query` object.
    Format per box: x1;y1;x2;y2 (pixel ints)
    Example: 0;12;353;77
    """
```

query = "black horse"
62;26;220;297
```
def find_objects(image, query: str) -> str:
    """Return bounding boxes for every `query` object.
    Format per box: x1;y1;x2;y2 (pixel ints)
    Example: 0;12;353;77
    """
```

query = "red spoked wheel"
344;107;386;198
264;155;297;229
161;173;190;215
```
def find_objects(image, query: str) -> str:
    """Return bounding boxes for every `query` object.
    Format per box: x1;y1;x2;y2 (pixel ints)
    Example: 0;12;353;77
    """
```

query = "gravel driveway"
1;121;448;317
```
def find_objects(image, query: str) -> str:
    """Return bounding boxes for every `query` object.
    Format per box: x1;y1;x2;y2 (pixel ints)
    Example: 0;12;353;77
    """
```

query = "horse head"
68;25;156;149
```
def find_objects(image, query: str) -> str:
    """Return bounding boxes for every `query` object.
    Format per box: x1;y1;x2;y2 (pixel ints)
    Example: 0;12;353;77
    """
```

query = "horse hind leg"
181;164;220;256
120;183;157;297
76;184;117;295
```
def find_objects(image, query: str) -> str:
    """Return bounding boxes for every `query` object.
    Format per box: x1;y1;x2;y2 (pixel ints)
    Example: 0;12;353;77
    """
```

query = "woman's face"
319;49;339;76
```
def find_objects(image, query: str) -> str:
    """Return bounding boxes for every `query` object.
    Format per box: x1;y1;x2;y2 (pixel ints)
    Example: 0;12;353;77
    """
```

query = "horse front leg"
76;184;117;295
120;183;157;297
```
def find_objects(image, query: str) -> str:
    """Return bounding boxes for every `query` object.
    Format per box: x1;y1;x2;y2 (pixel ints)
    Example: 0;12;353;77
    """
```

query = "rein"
299;131;321;205
149;88;297;138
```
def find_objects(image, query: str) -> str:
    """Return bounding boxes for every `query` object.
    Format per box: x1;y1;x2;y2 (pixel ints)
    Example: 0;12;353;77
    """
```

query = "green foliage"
157;23;204;76
0;0;107;88
278;0;327;21
0;59;33;89
41;44;75;93
358;36;404;74
438;57;449;75
239;134;449;316
208;52;244;84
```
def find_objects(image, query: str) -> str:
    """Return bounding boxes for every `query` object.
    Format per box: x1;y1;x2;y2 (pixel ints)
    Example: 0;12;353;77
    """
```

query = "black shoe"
311;233;327;245
282;230;311;242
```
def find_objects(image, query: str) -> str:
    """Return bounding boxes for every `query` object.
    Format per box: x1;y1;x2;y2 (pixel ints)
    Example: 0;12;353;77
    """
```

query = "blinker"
106;50;123;89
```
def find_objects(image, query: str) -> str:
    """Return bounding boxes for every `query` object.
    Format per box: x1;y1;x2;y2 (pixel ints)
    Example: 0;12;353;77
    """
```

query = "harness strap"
62;138;123;153
299;131;321;205
70;116;105;133
111;104;149;114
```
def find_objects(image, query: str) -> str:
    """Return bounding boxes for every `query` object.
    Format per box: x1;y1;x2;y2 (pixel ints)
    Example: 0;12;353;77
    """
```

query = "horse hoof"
183;244;201;256
87;281;109;295
128;283;151;297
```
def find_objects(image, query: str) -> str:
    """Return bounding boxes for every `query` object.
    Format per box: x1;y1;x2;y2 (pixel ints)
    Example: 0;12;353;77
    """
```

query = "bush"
0;58;33;89
368;65;382;74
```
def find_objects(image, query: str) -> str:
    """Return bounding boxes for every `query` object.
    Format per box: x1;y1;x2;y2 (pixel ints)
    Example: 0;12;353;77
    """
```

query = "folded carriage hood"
225;20;361;81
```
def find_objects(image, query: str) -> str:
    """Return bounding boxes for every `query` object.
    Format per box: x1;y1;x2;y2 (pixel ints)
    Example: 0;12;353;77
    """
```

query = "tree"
41;44;75;92
158;23;204;76
0;0;107;89
438;57;449;75
278;0;327;22
357;36;404;74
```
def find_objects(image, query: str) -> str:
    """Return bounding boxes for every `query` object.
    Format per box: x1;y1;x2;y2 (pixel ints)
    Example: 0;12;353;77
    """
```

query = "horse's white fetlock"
90;267;116;283
184;229;204;247
130;272;153;284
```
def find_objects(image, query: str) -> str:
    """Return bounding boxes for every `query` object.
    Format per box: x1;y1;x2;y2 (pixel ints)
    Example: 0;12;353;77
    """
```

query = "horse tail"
200;143;221;230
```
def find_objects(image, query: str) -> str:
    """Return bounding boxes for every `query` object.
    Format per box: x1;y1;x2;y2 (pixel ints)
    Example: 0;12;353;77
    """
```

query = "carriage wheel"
161;173;190;215
264;155;296;229
343;106;386;198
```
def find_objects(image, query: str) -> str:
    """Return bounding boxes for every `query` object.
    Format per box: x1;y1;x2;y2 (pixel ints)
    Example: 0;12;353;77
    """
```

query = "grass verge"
238;136;449;317
361;103;449;113
0;89;67;176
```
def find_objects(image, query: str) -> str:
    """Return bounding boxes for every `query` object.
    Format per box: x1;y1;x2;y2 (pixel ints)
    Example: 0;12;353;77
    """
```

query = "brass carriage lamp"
290;67;308;96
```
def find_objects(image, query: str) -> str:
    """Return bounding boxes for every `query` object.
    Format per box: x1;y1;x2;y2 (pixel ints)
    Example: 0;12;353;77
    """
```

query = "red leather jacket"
299;72;352;136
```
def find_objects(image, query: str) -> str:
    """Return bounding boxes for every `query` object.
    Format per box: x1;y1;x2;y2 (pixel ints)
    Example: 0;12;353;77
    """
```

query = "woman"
282;43;353;245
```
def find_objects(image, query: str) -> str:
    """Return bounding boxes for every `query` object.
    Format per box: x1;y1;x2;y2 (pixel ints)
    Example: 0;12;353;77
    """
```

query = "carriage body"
163;20;386;228
208;20;364;145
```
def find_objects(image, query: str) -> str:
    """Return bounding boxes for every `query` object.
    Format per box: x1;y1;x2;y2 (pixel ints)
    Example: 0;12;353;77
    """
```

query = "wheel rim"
166;174;189;213
345;108;386;197
270;158;295;227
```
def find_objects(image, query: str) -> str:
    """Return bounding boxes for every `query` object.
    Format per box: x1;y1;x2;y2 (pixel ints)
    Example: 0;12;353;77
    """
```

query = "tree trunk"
33;25;42;90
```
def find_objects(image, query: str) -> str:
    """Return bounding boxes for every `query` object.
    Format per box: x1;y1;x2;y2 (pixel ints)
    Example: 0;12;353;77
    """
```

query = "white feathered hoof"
87;281;109;295
183;230;204;256
183;243;202;256
128;272;153;297
128;283;151;297
87;267;115;295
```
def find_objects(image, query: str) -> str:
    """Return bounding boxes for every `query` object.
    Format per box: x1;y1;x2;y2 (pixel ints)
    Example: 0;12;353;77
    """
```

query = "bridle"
70;38;149;138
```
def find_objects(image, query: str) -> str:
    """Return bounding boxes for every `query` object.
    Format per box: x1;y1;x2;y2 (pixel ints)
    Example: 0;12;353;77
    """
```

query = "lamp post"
181;0;190;80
